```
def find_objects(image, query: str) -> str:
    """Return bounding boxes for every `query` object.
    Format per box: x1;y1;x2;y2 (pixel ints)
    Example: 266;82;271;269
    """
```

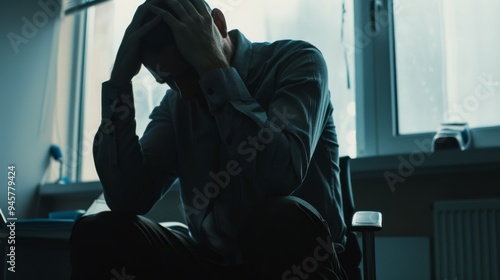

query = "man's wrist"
102;81;135;120
108;78;132;90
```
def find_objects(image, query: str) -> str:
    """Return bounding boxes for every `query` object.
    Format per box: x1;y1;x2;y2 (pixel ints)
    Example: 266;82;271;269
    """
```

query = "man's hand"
148;0;230;76
109;2;162;88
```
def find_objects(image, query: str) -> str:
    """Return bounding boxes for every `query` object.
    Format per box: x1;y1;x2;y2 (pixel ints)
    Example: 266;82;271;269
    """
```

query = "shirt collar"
228;29;253;82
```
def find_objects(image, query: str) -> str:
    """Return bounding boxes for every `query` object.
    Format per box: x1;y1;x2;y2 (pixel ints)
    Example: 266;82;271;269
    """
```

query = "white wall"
0;0;62;218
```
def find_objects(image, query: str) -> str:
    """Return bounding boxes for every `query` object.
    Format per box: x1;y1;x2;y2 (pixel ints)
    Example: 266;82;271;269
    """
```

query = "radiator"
434;199;500;280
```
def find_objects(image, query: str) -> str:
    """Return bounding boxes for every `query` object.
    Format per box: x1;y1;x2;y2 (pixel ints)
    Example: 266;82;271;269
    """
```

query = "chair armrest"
351;211;382;232
351;211;382;280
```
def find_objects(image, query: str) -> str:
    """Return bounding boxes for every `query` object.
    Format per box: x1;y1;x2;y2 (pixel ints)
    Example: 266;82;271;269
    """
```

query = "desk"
0;219;75;280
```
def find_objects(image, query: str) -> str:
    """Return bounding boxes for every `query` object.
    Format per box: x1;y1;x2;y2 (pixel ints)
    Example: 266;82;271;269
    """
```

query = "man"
70;0;349;279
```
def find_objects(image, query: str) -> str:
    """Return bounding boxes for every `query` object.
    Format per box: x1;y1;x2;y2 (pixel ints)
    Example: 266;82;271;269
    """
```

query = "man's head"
138;0;230;101
139;1;212;59
139;2;195;85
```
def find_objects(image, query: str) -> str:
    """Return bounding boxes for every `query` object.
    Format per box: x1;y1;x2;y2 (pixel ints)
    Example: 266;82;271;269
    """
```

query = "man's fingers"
173;0;200;17
148;5;181;29
126;1;164;35
158;0;191;21
122;15;160;62
189;0;210;17
131;4;153;26
132;14;162;39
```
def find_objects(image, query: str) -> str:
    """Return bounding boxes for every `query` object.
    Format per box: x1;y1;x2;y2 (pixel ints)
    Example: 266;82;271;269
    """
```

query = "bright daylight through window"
80;0;356;181
393;0;500;135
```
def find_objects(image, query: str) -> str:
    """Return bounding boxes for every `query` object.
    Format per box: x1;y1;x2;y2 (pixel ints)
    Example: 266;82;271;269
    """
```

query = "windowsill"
39;148;500;196
350;147;500;180
37;182;104;218
39;179;181;198
39;181;103;198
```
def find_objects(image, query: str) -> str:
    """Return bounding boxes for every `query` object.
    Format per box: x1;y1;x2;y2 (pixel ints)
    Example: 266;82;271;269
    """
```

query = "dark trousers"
70;196;344;279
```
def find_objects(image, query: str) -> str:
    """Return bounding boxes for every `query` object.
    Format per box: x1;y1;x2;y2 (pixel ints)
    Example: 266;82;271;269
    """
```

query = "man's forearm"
93;81;157;214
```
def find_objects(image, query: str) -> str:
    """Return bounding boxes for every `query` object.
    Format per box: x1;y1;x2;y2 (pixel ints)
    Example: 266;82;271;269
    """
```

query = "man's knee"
240;196;332;250
245;196;327;231
239;196;337;278
70;211;140;245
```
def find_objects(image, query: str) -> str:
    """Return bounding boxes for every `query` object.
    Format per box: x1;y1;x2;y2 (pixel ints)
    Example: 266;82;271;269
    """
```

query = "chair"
338;156;382;280
160;156;382;279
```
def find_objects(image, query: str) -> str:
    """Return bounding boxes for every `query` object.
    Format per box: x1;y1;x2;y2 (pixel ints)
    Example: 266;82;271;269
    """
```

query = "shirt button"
207;88;215;95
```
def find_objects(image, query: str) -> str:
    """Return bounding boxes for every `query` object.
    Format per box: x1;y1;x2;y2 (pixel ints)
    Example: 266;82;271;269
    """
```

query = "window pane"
393;0;500;135
81;0;356;181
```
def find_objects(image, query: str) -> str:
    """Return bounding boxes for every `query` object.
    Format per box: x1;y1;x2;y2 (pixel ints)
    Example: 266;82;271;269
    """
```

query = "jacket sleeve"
198;46;332;197
93;81;178;214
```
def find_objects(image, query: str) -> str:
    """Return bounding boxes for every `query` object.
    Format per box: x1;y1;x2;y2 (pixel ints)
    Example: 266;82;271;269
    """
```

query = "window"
394;0;500;134
355;0;500;157
79;0;356;181
81;0;167;181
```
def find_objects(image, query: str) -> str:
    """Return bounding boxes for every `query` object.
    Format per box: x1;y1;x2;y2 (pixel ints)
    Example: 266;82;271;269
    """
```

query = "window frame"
72;0;500;181
354;0;500;157
74;0;360;181
65;10;88;182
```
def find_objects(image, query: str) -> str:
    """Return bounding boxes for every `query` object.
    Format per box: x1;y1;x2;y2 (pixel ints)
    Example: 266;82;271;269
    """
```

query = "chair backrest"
338;156;362;279
339;156;355;228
